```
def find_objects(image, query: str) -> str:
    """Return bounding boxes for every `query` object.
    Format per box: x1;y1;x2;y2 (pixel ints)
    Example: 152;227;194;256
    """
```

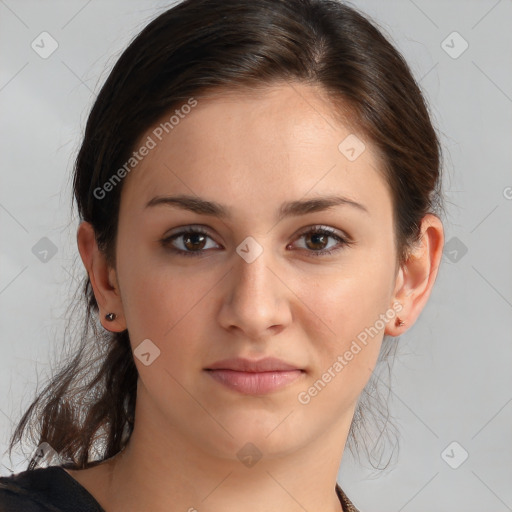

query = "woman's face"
113;83;401;460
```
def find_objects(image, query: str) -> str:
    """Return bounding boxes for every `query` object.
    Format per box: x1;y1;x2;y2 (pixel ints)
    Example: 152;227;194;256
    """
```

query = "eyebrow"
144;193;369;221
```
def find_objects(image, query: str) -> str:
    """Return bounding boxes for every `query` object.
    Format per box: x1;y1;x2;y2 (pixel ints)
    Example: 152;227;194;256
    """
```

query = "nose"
217;242;292;341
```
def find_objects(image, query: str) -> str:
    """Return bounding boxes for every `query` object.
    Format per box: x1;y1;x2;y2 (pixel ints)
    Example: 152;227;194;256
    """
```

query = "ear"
76;221;126;332
385;213;444;337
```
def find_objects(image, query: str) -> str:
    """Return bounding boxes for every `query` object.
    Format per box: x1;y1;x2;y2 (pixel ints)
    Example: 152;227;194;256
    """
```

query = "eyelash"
160;225;353;258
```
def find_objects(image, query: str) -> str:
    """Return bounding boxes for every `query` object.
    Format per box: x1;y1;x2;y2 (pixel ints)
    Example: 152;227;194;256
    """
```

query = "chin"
198;412;309;459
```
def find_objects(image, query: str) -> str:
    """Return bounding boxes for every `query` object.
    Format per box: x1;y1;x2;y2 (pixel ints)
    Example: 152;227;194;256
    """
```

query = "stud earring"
105;313;116;321
395;317;405;327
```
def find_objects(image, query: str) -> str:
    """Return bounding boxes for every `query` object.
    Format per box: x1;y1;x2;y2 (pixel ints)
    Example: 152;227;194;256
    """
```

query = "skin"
72;82;444;512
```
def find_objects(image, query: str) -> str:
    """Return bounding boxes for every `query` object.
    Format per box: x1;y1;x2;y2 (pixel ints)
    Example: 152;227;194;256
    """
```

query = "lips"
205;357;302;372
204;357;305;395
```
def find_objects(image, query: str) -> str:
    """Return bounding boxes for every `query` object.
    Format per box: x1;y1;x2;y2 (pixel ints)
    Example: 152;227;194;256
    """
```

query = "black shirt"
0;465;361;512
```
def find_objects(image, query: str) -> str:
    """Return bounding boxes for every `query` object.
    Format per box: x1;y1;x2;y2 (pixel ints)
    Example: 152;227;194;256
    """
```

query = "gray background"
1;1;511;511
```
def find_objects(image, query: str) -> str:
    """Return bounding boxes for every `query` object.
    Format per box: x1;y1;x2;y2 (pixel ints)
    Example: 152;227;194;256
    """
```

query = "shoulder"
0;465;104;512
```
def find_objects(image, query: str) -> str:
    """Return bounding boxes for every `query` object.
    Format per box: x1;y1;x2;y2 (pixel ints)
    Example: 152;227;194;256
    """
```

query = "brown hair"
7;0;443;472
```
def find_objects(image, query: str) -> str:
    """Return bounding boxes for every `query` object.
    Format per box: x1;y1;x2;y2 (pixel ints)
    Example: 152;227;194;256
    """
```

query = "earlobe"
76;221;126;332
385;213;444;337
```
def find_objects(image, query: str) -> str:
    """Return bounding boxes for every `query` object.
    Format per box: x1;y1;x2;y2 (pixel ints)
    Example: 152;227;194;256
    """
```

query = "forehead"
119;82;391;219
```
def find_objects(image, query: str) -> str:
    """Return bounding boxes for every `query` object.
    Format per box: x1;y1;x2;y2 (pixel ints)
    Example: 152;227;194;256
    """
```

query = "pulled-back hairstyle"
7;0;443;473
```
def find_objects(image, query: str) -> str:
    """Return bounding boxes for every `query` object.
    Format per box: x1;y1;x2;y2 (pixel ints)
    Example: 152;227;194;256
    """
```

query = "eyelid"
163;224;220;242
289;224;353;256
163;223;351;242
294;224;352;241
161;223;354;257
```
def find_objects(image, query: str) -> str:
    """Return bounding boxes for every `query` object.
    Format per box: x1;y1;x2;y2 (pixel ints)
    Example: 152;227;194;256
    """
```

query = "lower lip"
205;369;304;394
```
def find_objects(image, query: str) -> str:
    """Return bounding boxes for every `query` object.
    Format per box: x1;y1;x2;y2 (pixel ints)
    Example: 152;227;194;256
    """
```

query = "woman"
0;0;444;510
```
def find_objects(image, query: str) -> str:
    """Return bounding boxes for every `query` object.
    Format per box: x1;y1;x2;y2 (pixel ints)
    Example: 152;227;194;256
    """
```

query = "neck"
87;388;355;512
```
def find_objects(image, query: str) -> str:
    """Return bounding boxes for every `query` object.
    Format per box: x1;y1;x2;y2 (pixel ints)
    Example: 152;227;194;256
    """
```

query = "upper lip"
205;357;302;372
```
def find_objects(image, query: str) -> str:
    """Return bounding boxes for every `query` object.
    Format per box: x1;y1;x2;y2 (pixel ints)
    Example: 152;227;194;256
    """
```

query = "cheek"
117;249;216;367
296;254;395;398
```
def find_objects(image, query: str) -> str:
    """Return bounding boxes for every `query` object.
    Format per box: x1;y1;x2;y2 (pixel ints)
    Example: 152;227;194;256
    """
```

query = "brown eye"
182;232;207;251
161;225;352;258
304;231;330;251
291;226;352;257
161;227;219;257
